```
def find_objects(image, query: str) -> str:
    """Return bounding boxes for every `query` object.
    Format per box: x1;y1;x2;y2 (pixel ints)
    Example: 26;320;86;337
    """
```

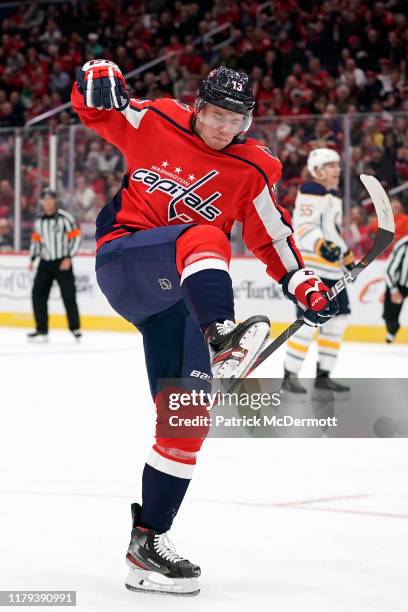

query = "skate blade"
213;321;270;379
27;336;49;343
125;569;200;596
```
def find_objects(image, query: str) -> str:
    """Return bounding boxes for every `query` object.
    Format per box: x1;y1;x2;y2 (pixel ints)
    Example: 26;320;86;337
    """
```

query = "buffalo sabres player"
283;148;353;394
72;62;338;595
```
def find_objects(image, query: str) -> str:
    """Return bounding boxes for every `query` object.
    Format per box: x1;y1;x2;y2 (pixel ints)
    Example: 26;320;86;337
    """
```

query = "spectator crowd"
0;0;407;253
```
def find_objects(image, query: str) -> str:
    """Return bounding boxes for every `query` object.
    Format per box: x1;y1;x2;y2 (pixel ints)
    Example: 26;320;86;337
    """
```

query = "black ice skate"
281;368;307;395
125;503;200;596
314;364;350;393
205;316;270;378
71;329;82;340
27;331;48;342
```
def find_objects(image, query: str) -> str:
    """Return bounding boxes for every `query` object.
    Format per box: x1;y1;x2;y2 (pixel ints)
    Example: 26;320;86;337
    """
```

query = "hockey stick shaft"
248;269;358;374
246;175;395;376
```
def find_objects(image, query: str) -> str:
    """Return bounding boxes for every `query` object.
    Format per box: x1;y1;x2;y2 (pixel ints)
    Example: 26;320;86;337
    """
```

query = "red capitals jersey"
71;85;303;282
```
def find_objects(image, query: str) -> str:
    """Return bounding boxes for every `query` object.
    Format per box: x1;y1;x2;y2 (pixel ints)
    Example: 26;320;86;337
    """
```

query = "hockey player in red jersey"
72;60;338;595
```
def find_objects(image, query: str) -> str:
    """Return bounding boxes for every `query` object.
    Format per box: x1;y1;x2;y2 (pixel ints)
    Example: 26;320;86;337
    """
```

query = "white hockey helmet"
307;148;340;177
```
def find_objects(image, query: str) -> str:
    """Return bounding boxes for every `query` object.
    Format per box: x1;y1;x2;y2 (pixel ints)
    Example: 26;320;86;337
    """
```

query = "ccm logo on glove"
281;268;339;327
76;59;129;111
309;292;328;311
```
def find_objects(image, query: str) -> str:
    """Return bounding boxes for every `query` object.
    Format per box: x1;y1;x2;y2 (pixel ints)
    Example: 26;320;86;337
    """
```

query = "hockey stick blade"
242;175;395;378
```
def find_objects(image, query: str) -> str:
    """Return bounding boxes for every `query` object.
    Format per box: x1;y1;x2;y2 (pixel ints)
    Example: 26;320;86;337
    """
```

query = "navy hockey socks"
139;464;190;533
181;268;235;329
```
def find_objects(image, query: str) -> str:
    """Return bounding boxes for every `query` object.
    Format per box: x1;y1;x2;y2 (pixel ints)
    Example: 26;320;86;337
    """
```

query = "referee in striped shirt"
383;234;408;343
28;188;82;340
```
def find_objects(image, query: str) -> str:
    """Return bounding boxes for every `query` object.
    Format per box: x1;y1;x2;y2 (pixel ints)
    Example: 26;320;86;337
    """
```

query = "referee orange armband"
67;228;80;240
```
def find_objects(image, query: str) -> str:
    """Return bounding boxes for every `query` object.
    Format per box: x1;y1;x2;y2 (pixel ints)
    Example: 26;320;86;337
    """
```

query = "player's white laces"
153;533;185;563
215;320;237;336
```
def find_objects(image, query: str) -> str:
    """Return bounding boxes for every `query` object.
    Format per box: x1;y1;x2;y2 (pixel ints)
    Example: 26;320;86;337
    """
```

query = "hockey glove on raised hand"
316;239;341;262
282;268;339;327
75;59;129;111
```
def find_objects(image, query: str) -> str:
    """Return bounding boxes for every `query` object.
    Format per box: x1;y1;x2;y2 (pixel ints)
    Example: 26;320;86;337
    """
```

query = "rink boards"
0;253;407;342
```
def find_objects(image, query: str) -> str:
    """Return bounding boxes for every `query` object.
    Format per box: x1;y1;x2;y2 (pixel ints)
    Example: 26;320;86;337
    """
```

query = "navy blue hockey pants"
95;225;212;400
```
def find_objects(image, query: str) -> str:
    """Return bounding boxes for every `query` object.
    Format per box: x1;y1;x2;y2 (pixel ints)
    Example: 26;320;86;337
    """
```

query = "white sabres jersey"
292;181;347;280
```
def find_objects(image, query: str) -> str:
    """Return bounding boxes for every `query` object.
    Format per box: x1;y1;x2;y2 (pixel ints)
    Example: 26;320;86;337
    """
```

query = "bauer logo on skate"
131;167;222;223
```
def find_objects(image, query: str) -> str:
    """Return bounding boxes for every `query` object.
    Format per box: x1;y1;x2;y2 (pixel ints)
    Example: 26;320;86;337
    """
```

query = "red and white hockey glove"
281;268;339;327
75;59;129;111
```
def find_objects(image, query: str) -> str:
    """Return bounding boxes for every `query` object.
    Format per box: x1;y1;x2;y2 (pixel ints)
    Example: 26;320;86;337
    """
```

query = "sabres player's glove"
75;59;129;111
342;248;355;271
316;239;341;262
281;268;339;327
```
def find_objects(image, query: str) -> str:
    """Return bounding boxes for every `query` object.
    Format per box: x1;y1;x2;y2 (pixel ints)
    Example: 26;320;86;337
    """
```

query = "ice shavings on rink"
1;328;407;612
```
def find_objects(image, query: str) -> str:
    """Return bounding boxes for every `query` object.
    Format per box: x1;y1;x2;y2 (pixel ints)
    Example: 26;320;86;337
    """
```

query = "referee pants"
32;259;80;333
383;286;408;336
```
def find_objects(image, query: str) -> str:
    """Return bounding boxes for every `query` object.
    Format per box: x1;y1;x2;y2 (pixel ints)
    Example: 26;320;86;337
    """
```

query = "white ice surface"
1;328;407;612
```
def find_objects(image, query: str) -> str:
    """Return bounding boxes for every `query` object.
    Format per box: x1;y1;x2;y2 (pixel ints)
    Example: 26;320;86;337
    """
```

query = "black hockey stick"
244;174;395;378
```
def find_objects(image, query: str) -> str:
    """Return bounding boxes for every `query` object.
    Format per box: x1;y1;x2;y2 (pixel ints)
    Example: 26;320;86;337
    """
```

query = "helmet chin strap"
243;115;253;133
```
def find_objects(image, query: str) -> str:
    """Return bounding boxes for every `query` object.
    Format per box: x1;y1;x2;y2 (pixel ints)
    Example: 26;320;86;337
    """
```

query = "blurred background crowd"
0;0;407;255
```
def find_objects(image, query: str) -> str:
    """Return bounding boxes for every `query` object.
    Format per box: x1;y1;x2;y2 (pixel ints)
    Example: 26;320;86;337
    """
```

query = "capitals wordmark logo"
131;168;222;223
